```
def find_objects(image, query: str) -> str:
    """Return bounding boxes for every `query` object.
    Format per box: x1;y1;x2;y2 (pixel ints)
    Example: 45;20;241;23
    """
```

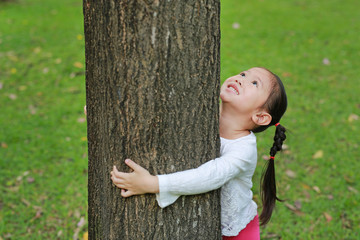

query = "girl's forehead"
247;68;272;82
247;67;270;76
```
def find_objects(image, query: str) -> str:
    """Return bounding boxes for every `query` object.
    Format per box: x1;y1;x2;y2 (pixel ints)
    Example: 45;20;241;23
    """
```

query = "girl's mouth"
227;84;239;95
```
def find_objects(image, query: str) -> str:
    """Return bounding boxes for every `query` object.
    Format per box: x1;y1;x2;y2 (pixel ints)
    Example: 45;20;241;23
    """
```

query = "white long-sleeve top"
156;132;258;236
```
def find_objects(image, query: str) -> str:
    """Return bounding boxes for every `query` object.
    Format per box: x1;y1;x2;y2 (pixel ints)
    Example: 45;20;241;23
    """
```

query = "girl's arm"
155;151;254;207
111;147;255;206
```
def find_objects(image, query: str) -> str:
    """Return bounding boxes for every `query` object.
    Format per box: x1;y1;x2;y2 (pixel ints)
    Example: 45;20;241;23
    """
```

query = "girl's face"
220;67;272;116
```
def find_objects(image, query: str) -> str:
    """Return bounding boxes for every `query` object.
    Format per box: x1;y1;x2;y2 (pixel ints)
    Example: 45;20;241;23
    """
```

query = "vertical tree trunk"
84;1;221;239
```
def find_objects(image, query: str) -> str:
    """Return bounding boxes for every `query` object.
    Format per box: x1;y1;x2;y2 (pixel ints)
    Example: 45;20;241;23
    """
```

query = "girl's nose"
235;80;241;85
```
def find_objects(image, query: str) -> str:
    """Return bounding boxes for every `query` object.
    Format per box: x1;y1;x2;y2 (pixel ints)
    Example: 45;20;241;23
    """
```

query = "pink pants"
222;215;260;240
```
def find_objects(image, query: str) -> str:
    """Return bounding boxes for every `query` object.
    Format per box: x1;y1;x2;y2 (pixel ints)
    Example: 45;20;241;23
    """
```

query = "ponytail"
259;123;286;226
250;67;288;225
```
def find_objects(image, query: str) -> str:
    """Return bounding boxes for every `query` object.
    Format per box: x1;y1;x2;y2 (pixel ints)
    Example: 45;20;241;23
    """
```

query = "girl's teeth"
229;86;238;95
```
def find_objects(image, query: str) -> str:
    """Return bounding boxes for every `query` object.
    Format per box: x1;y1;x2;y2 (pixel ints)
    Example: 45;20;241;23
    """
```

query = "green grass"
1;0;359;239
0;0;87;239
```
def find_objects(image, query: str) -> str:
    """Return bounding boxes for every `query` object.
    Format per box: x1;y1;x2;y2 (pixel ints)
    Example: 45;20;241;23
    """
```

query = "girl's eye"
252;81;258;86
240;73;245;77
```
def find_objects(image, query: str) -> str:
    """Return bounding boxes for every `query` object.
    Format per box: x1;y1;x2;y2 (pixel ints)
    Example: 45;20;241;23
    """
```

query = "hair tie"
275;123;280;127
269;156;275;160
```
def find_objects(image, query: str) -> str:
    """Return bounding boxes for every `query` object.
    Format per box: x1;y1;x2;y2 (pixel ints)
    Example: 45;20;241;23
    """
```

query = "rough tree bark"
84;1;221;239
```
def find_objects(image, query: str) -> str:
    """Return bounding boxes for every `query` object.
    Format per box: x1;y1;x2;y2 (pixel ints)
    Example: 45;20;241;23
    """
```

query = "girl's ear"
252;111;272;126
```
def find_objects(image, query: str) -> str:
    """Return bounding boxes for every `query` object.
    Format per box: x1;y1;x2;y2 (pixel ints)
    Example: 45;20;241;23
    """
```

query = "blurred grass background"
0;0;359;239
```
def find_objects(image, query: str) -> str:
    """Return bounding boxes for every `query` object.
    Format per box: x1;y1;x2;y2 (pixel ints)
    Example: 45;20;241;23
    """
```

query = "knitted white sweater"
156;132;258;236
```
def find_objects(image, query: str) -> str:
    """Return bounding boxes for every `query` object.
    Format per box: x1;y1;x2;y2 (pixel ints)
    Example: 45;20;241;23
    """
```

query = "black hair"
252;68;287;226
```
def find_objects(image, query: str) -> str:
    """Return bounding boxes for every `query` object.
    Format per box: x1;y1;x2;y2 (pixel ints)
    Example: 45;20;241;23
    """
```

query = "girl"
110;67;287;239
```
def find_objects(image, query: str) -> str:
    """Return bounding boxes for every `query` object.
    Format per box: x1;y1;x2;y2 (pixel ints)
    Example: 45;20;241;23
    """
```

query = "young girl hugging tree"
110;67;288;240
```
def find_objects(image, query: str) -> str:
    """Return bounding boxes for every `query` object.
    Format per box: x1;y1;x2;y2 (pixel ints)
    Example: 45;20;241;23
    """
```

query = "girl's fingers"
121;189;133;198
124;159;143;172
112;166;126;178
111;175;122;185
113;165;119;173
111;171;124;183
111;174;134;191
112;159;144;175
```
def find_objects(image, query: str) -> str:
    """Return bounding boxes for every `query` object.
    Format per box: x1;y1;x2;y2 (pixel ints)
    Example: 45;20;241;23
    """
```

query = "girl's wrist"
149;175;159;194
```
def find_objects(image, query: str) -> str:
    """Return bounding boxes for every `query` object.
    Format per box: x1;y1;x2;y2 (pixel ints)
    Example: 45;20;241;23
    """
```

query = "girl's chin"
219;93;226;101
219;95;232;104
220;92;236;101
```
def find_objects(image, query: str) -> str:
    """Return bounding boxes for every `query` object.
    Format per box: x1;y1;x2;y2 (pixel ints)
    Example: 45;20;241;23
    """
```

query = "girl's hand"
84;105;87;115
110;159;159;197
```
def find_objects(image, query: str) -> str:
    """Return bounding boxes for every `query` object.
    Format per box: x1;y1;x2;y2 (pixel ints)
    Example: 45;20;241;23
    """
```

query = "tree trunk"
84;1;221;239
